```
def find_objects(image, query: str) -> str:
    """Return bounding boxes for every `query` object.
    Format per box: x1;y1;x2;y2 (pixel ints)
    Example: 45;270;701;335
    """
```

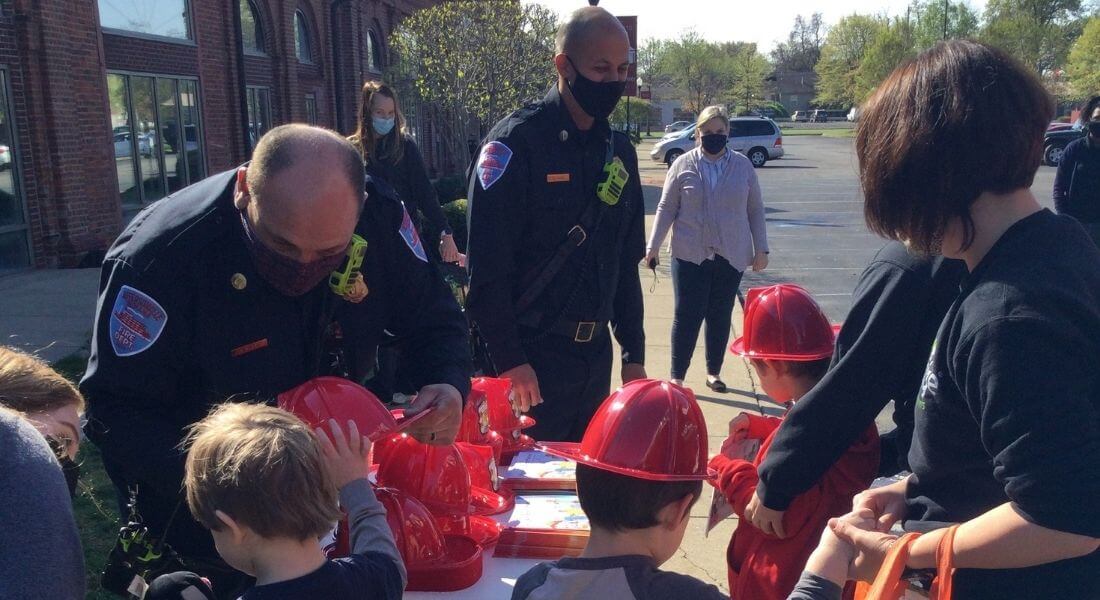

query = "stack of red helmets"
457;377;536;461
376;434;510;546
278;377;487;592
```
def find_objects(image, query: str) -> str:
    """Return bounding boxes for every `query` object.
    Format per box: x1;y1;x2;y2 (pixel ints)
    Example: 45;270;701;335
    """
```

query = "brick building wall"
0;0;442;270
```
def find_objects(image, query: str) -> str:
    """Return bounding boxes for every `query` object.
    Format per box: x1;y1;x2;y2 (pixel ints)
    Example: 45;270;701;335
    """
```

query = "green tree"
910;0;981;48
725;43;772;110
815;14;888;107
386;0;557;168
637;37;672;86
980;0;1087;73
664;31;734;114
855;18;917;101
1067;16;1100;97
771;13;826;71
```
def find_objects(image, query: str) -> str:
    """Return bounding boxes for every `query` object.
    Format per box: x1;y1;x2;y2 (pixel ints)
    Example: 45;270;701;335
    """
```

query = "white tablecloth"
404;553;544;599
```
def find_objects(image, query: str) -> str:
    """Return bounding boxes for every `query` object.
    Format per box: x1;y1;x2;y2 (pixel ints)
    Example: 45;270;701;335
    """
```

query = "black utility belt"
522;319;609;343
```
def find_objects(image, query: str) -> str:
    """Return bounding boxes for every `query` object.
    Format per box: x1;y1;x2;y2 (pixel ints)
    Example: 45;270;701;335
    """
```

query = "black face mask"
1088;120;1100;137
565;56;626;121
47;436;80;498
701;133;728;155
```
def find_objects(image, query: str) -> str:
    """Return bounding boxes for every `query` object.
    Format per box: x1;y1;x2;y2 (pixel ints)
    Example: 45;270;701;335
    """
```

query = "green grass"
52;349;120;599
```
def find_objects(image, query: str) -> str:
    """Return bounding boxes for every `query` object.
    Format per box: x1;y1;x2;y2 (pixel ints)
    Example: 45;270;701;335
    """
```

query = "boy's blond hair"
184;402;340;540
0;346;84;414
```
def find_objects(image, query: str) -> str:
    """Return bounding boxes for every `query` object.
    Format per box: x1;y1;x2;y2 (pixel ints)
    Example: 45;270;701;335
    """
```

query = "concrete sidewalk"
0;268;101;363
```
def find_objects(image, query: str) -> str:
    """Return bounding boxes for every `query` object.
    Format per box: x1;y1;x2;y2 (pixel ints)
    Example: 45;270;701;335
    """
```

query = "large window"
294;11;313;63
366;30;383;72
247;87;272;149
304;93;318;125
109;72;205;222
98;0;192;40
241;0;264;54
0;70;30;272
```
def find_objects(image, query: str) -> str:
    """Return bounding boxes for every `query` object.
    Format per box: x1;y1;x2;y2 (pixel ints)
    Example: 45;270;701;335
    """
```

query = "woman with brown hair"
826;40;1100;599
349;81;460;263
0;346;87;598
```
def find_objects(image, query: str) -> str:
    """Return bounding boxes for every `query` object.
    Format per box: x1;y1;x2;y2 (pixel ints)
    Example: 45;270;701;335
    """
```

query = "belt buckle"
574;321;596;343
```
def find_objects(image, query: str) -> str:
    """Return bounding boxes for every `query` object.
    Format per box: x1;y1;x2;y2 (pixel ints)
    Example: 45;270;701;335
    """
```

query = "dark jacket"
465;86;646;373
1053;136;1100;223
81;168;469;561
366;135;451;236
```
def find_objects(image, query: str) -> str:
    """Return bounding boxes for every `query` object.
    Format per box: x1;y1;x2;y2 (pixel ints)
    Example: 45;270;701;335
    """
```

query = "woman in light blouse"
645;105;769;391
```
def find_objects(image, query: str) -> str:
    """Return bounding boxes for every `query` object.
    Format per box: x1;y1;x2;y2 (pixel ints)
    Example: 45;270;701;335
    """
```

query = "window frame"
0;66;32;270
366;29;383;73
98;0;196;44
304;93;318;125
107;70;206;221
294;10;314;64
246;86;274;148
241;0;267;57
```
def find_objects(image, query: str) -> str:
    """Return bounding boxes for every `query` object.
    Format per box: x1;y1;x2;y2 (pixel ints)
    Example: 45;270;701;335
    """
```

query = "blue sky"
523;0;987;52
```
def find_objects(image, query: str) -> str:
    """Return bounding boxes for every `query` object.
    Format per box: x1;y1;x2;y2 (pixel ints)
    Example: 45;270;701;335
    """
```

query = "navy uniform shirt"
466;86;645;373
80;168;469;554
906;210;1100;598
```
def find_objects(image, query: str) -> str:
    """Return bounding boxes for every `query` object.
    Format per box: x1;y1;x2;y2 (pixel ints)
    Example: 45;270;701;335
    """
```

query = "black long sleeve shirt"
466;87;645;373
366;135;451;235
757;242;964;510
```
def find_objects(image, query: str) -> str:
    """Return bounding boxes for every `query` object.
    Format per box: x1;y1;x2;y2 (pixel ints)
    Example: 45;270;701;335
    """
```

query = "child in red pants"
709;285;879;600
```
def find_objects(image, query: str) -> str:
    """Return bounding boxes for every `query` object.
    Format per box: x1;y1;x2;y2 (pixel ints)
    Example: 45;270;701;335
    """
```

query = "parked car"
113;131;153;158
847;107;861;122
1043;127;1086;166
812;109;847;122
790;110;811;123
664;120;693;133
0;144;10;170
650;117;783;167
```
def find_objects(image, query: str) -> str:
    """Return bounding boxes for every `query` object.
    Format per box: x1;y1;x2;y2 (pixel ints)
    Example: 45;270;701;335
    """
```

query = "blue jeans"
670;255;743;381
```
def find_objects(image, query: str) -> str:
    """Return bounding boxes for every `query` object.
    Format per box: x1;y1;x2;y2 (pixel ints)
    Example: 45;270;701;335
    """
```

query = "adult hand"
621;362;647;383
829;514;900;582
852;477;909;532
404;384;463;445
752;251;769;272
804;509;877;585
642;249;659;269
315;419;372;490
719;413;752;457
501;363;541;412
745;490;787;538
439;234;461;263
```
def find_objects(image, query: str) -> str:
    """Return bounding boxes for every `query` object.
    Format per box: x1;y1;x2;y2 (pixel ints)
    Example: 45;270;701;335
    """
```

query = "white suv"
649;117;784;167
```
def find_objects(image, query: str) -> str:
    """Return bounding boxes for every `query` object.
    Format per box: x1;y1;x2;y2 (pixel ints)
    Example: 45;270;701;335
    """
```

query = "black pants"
670;255;744;381
522;326;613;442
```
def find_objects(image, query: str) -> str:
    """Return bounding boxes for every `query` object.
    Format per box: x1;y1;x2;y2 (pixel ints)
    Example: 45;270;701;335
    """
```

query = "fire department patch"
109;285;167;357
398;206;428;263
476;141;512;190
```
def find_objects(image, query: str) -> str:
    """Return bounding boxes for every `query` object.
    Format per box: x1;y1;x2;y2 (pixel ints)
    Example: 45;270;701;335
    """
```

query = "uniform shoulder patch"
476;141;512;191
109;285;168;357
398;206;428;263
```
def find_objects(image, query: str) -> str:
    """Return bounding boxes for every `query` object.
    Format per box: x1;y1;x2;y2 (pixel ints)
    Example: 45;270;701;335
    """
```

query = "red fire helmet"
375;436;509;544
456;442;515;515
373;486;484;592
277;376;404;442
540;379;713;482
729;284;836;361
471;377;536;433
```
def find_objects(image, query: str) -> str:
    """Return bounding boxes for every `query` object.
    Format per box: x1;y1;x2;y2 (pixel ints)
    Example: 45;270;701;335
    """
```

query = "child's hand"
719;413;753;458
829;509;899;582
745;489;787;538
803;509;877;586
315;419;372;490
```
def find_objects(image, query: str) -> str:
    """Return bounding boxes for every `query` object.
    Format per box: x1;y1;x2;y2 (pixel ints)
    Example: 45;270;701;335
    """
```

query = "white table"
404;553;545;599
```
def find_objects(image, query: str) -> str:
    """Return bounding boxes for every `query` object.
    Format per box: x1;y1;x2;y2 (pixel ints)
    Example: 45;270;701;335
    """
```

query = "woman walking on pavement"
1053;95;1100;246
645;105;769;392
349;81;461;264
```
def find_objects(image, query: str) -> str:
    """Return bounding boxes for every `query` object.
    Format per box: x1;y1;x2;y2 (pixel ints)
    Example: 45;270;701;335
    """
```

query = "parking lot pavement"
637;135;1058;320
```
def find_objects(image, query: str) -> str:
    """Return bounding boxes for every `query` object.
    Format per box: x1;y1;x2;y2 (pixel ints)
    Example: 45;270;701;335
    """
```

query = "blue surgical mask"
373;117;395;136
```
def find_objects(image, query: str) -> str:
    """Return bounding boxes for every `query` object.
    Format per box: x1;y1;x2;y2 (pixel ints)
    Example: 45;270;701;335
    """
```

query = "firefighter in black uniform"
81;125;468;597
466;7;646;442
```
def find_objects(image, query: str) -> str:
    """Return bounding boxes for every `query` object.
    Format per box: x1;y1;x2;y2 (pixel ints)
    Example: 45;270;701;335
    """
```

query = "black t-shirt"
906;209;1100;599
239;553;402;600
